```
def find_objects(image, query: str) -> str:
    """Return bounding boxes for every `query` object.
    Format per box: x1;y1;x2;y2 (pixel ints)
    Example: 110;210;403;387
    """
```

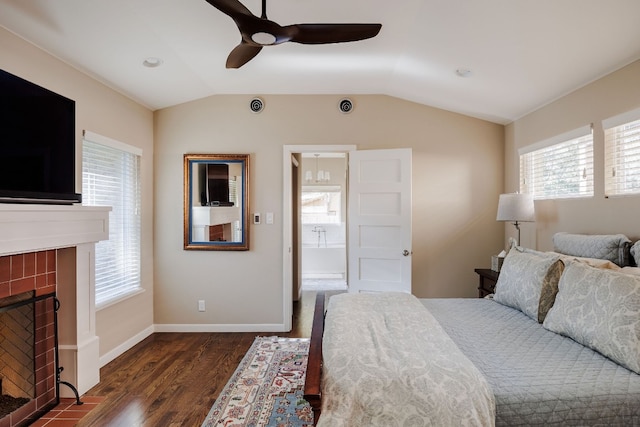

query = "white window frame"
82;130;143;309
603;107;640;198
519;125;594;200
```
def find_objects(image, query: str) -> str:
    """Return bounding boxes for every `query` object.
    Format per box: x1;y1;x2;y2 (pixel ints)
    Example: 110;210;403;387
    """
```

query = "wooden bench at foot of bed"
303;292;325;426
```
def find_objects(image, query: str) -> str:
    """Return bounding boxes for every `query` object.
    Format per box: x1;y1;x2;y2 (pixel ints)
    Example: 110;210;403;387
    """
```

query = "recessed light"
143;57;164;68
455;68;472;78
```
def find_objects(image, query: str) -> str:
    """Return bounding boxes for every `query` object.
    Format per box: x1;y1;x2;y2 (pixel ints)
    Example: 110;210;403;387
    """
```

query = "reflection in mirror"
184;154;249;250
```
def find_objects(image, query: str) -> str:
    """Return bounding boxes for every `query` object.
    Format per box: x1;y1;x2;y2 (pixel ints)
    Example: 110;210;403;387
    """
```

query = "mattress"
421;298;640;426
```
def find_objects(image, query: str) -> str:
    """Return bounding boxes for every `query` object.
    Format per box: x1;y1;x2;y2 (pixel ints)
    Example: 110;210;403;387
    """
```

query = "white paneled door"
348;148;412;293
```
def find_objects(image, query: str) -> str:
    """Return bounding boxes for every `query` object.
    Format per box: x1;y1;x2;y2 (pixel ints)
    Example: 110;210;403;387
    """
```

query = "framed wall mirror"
184;154;250;250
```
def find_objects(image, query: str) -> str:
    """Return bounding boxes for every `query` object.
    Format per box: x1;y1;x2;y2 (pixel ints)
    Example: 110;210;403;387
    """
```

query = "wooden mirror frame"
183;153;250;250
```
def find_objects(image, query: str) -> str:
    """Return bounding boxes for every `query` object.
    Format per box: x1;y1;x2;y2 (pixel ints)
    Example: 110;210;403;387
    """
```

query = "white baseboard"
153;323;287;333
99;325;154;367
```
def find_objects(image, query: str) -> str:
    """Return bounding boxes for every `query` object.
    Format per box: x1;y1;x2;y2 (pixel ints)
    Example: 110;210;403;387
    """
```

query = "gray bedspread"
421;298;640;426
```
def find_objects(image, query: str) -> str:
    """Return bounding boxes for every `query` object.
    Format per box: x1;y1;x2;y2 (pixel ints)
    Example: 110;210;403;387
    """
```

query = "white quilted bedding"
318;292;495;427
423;298;640;426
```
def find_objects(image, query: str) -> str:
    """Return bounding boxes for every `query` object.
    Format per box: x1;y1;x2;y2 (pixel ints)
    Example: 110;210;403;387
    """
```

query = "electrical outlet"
198;300;205;312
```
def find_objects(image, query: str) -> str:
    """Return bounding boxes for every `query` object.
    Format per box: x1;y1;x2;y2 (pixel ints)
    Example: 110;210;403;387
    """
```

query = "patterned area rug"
201;336;314;427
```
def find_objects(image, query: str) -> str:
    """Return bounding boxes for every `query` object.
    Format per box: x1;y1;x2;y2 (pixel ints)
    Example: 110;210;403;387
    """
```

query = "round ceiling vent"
250;97;264;113
338;98;353;114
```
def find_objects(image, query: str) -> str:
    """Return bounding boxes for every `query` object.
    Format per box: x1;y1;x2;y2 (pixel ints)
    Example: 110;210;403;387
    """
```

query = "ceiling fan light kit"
206;0;382;69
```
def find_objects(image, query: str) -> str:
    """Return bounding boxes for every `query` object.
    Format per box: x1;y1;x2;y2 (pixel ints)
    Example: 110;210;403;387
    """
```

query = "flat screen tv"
0;69;81;204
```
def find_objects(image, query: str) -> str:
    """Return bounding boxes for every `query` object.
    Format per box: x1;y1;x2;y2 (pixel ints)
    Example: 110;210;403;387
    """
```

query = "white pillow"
543;262;640;374
494;247;563;323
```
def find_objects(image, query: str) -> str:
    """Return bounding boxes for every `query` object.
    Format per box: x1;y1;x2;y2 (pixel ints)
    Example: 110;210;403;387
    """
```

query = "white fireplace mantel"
0;204;111;396
0;204;110;256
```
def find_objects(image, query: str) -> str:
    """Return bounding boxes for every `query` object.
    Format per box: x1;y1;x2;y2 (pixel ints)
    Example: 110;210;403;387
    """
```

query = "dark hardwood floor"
77;291;317;426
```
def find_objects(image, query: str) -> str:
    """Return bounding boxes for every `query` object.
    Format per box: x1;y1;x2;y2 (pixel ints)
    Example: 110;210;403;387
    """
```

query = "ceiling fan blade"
287;23;382;44
205;0;254;18
226;42;263;68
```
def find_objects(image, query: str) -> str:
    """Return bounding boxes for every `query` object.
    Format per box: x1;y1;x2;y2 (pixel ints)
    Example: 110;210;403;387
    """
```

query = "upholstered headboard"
552;232;633;267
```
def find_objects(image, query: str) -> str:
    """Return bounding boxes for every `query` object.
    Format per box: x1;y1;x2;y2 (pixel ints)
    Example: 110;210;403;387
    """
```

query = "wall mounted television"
0;69;81;204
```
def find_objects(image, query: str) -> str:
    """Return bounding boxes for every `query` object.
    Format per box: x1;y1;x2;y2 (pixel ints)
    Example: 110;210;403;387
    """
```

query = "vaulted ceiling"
2;0;640;124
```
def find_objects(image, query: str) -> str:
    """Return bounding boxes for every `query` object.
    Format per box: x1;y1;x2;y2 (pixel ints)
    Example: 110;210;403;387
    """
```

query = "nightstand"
474;268;499;298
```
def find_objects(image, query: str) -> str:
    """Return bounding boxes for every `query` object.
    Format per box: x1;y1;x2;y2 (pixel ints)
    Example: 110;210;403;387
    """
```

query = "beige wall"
506;60;640;250
0;28;155;360
154;95;504;329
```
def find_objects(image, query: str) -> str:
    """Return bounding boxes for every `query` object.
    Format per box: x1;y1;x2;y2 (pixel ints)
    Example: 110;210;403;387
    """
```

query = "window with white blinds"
519;126;594;200
82;131;142;308
603;108;640;197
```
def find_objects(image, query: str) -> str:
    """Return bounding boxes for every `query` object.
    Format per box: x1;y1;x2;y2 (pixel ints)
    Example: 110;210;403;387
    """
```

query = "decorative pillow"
549;253;621;270
494;247;564;323
552;232;632;267
631;241;640;266
543;262;640;375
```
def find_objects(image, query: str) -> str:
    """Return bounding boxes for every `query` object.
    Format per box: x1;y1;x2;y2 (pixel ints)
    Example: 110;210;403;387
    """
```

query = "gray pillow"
494;247;564;323
552;232;632;267
543;261;640;375
631;241;640;267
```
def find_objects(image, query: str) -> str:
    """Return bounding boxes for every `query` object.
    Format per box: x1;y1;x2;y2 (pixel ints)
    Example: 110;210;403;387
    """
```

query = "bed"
303;233;640;426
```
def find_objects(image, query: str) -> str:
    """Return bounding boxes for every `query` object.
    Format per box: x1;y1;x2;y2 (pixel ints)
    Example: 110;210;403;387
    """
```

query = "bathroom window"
301;186;341;224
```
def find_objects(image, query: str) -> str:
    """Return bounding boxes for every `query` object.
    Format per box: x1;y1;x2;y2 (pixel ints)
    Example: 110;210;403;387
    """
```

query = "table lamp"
496;193;535;246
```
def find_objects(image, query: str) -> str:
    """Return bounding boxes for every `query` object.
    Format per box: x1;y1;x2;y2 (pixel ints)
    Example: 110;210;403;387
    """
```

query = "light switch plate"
253;213;261;224
266;212;274;224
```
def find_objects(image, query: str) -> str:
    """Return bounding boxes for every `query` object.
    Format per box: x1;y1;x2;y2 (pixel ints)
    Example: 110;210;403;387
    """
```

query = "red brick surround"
0;251;57;299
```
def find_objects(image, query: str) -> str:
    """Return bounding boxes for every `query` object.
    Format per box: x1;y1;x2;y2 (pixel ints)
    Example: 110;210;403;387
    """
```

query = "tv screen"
0;69;81;204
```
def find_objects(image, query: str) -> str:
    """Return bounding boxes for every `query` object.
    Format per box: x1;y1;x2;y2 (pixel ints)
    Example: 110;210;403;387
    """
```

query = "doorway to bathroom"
283;145;413;330
300;153;348;292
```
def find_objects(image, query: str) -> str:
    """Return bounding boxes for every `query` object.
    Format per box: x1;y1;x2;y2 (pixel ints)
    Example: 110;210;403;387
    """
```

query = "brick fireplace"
0;205;110;426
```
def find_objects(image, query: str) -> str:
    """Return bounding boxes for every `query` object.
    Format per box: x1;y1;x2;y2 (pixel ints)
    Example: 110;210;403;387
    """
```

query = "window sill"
96;287;145;312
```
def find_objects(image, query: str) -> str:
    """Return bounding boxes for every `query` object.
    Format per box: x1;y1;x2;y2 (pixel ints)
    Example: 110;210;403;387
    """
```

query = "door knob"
403;250;412;256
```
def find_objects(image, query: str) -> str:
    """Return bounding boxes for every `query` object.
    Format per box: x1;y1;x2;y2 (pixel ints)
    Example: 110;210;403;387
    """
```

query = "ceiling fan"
206;0;382;68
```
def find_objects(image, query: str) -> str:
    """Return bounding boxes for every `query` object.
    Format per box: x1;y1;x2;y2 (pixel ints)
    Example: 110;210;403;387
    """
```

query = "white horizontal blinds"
82;131;142;307
603;109;640;197
519;126;593;200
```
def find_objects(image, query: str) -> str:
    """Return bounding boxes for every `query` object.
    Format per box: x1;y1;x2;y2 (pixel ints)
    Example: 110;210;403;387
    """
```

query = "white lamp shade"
496;193;535;222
